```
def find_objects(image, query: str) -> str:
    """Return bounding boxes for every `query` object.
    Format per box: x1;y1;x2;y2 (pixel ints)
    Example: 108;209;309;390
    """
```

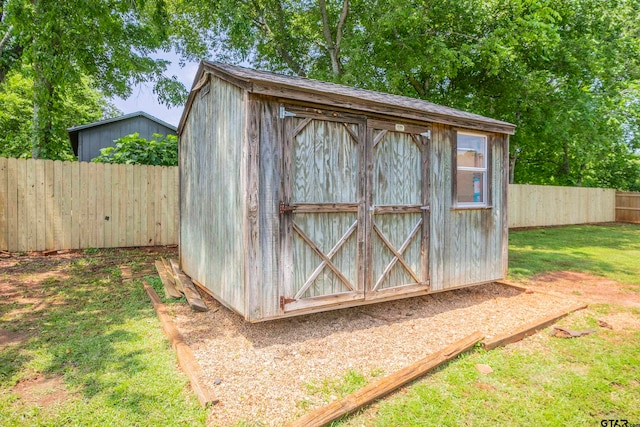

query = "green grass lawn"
0;248;206;427
2;225;639;427
335;223;640;427
509;223;640;285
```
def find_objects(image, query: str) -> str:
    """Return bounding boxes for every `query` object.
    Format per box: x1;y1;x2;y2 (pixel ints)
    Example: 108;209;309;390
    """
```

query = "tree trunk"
31;13;56;160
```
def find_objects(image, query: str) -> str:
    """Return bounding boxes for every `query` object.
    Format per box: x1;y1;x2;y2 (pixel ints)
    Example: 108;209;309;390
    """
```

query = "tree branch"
0;24;13;52
335;0;349;51
317;0;343;77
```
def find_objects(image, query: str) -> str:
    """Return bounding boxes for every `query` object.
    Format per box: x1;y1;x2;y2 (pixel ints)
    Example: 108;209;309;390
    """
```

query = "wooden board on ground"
169;258;208;312
155;260;182;299
119;265;132;282
162;257;183;293
482;303;588;350
286;331;484;427
142;279;217;407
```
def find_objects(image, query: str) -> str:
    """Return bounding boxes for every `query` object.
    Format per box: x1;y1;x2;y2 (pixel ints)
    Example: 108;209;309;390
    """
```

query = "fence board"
0;159;180;252
616;192;640;224
0;158;7;250
35;160;46;251
52;161;64;248
1;159;634;252
509;184;616;228
146;165;155;246
6;159;18;251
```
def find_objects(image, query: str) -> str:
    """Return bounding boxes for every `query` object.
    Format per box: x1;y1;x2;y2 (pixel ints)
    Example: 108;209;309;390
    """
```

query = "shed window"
456;132;488;207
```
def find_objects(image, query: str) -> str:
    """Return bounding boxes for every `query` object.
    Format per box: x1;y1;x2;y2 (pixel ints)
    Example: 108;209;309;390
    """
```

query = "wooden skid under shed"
155;259;183;299
169;258;208;312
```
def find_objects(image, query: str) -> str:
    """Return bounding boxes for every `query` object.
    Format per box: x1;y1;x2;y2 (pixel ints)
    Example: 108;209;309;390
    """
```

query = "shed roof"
179;61;516;135
67;111;177;156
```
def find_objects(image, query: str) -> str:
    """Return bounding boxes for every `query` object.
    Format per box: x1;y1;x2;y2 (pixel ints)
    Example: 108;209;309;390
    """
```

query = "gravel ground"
169;282;581;426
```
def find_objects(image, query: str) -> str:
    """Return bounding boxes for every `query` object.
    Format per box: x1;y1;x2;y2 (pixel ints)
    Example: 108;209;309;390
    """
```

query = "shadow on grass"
0;247;203;424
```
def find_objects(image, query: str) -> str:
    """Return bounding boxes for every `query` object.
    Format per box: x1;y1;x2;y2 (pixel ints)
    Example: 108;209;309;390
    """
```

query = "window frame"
453;130;490;209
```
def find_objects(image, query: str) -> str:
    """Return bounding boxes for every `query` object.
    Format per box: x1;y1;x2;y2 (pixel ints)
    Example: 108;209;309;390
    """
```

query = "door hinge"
280;296;296;309
279;106;296;119
420;130;431;140
279;202;296;214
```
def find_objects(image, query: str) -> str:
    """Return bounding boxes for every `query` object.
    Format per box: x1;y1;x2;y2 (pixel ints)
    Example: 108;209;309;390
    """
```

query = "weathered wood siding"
0;157;177;251
247;98;281;320
616;191;640;224
509;184;615;227
179;76;246;315
430;125;508;290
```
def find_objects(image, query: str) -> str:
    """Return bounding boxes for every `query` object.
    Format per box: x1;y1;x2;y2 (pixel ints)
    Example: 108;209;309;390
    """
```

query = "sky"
110;54;200;127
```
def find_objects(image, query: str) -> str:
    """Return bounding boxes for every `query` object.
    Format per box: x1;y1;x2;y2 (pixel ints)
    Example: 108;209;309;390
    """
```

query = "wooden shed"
178;61;515;322
68;111;177;162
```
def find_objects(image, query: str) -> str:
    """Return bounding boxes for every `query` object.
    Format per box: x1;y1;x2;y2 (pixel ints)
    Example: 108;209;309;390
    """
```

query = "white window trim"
456;132;488;208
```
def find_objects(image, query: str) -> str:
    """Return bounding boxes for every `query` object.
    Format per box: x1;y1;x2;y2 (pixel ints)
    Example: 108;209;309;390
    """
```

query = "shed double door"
280;107;430;312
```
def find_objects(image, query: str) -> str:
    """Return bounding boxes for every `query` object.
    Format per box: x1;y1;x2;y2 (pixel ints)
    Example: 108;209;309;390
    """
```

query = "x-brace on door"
279;107;430;312
280;107;366;312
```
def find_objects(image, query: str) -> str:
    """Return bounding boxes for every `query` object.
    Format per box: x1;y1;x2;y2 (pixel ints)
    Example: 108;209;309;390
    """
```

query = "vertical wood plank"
35;159;46;251
0;157;7;250
160;166;169;245
133;163;142;246
16;159;28;251
429;124;445;291
125;164;135;247
102;163;113;247
257;100;283;318
502;135;510;277
138;165;148;246
245;96;261;318
154;165;162;244
44;160;55;250
25;159;37;250
87;162;98;248
145;165;155;246
60;161;72;249
114;164;125;247
6;158;19;251
77;162;88;248
169;166;179;244
94;162;105;248
70;161;80;249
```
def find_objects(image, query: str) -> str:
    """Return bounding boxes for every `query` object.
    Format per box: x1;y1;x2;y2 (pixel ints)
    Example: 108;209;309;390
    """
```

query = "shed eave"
249;82;516;135
200;61;516;135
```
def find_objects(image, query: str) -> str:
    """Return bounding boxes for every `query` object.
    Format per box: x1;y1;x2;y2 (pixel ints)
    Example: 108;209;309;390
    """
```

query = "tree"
1;0;187;159
0;65;118;159
92;133;178;166
169;0;640;190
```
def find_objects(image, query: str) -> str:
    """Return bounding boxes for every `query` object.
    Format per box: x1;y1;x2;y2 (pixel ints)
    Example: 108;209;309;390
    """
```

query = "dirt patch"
0;329;30;348
526;271;640;308
169;283;582;426
12;374;70;407
598;312;640;331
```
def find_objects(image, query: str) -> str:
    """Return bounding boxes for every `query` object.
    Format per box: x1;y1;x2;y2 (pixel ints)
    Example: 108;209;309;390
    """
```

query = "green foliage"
92;133;178;166
1;0;187;158
0;65;117;160
169;0;640;190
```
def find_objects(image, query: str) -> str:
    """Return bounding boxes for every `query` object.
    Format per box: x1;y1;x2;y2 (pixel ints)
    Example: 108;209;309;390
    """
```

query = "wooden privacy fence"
616;192;640;224
0;157;178;252
508;184;616;228
0;158;635;252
